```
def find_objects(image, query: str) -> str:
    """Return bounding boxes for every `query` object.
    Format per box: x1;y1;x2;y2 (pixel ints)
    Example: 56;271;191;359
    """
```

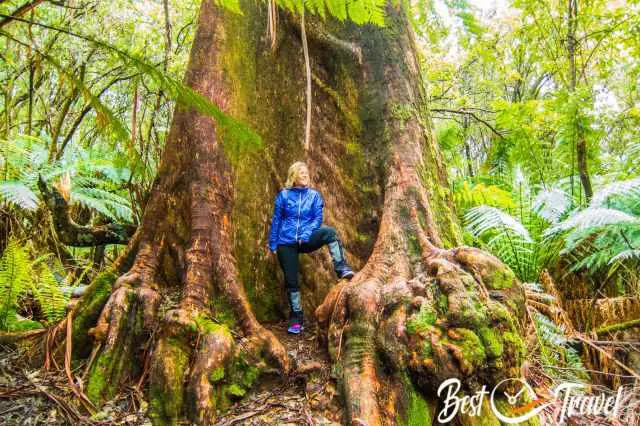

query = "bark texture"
50;1;532;425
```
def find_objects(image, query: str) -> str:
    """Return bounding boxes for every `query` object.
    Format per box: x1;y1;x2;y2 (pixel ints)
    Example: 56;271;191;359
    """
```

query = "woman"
268;162;354;334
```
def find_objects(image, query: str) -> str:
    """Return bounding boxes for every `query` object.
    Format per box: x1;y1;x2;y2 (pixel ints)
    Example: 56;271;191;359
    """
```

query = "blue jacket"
268;187;323;251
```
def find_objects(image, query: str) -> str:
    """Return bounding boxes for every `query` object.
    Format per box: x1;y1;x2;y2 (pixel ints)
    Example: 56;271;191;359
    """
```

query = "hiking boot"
288;309;304;334
336;267;354;280
287;320;304;334
329;240;355;280
287;290;304;334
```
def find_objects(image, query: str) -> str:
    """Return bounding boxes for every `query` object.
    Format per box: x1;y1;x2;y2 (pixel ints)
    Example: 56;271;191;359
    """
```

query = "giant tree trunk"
53;1;531;425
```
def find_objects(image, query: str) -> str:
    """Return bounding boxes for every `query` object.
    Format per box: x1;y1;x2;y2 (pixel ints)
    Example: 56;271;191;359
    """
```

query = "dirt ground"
0;320;343;425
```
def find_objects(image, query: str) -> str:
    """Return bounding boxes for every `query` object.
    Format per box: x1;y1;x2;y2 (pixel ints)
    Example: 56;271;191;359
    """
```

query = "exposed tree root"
317;246;527;424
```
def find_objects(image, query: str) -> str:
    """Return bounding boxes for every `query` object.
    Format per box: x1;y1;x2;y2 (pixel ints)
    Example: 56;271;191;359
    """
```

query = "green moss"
72;270;117;358
406;388;432;426
391;103;414;129
149;337;191;426
11;318;44;331
503;331;526;360
449;328;486;367
312;74;362;132
193;313;232;337
226;384;246;398
406;305;437;335
209;366;225;383
407;231;422;259
397;372;434;426
86;351;113;403
486;267;515;290
86;291;144;405
436;293;448;314
478;327;503;359
421;340;433;358
456;291;488;328
219;352;261;402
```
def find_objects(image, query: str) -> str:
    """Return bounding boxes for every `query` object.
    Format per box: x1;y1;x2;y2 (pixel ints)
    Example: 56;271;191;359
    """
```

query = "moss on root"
86;290;144;405
149;337;191;426
485;267;516;290
478;326;503;359
406;304;437;335
397;373;434;426
72;270;117;358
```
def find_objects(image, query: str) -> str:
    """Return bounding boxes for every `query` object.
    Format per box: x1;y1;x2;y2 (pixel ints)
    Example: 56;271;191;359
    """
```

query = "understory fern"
0;239;32;330
464;205;551;282
525;282;589;383
0;238;69;330
530;309;589;383
32;265;68;324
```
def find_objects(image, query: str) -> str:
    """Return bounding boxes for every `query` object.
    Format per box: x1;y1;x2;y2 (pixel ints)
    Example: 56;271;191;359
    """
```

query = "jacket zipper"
295;192;302;243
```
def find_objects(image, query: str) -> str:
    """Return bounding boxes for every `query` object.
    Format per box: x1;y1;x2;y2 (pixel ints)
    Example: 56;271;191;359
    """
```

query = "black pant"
276;226;339;292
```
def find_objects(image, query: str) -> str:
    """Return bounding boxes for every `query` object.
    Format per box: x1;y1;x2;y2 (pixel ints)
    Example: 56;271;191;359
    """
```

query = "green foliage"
542;177;640;287
0;238;32;330
32;264;68;324
276;0;386;25
0;17;262;154
2;135;136;222
455;181;516;212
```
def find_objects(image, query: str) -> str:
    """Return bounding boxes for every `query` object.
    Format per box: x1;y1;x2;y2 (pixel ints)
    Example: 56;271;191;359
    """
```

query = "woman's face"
295;166;310;187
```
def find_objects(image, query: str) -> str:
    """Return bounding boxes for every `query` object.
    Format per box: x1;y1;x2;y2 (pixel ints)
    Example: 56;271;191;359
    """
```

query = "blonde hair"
285;161;308;188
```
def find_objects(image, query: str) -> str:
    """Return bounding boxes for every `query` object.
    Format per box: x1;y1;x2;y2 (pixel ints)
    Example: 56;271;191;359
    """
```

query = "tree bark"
567;0;593;201
44;1;532;425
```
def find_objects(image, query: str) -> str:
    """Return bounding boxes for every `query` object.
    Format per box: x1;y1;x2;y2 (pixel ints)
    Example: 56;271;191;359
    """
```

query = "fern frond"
33;265;68;324
0;181;39;211
465;205;532;241
544;207;638;237
591;176;640;208
0;238;32;330
0;18;263;153
533;188;570;223
0;29;130;144
609;249;640;264
71;186;133;222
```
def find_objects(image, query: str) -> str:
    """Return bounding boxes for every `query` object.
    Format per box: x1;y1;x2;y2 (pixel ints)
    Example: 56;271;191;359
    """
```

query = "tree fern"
0;181;39;211
465;205;532;241
464;205;546;281
590;176;640;208
533;188;570;224
0;238;32;330
530;309;589;383
0;17;262;153
455;181;516;212
544;207;638;237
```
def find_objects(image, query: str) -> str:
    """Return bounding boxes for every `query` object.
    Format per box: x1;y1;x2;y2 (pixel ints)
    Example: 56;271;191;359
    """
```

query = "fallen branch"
0;328;46;345
596;319;640;337
575;335;640;380
38;175;137;246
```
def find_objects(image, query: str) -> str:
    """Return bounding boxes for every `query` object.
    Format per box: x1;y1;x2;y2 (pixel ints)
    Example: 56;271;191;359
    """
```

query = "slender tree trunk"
40;2;532;424
567;0;593;201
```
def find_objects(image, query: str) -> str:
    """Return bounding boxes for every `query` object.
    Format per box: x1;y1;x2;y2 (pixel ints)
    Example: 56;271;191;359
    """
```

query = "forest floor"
215;321;343;425
0;320;342;425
